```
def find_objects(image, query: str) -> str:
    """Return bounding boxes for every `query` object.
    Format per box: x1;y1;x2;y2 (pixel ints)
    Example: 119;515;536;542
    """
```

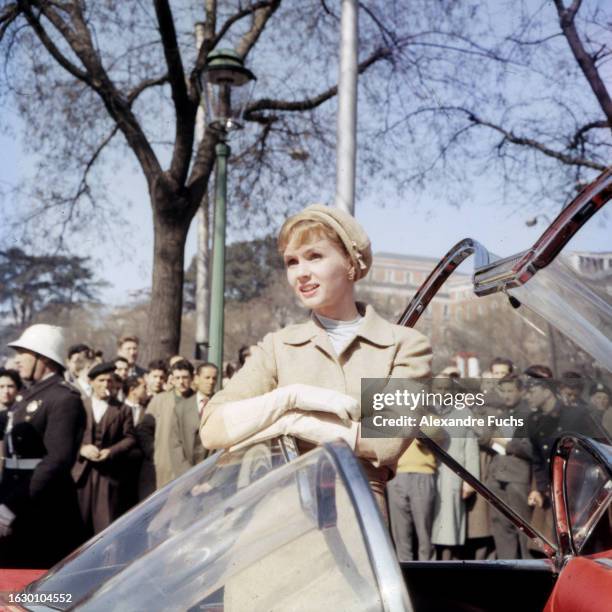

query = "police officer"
0;324;86;568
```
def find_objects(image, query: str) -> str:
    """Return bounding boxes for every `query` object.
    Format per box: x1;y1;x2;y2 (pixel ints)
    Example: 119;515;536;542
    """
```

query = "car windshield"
26;442;408;611
408;191;611;552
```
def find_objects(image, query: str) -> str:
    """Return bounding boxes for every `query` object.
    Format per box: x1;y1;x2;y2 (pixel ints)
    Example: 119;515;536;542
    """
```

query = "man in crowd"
114;356;130;382
65;343;91;386
589;382;612;438
490;357;514;379
485;375;533;558
0;324;86;568
72;362;136;537
139;360;195;492
388;436;438;561
120;374;150;509
171;363;218;479
146;359;168;399
116;335;146;377
558;371;587;409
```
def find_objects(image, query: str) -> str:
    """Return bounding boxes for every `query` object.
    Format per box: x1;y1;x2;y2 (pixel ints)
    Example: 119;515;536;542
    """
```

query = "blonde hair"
277;219;349;258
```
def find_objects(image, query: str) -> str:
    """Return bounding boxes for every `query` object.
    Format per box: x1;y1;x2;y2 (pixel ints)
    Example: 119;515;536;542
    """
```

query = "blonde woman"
200;204;432;510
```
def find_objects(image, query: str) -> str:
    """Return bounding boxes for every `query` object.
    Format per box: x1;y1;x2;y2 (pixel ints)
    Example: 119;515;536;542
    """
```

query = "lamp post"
198;49;256;380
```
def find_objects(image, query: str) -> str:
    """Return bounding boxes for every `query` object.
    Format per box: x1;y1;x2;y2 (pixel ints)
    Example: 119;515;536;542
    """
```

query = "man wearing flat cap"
72;361;136;536
0;324;87;568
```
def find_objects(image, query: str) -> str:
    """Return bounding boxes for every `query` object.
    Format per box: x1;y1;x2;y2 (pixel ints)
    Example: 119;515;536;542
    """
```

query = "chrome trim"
323;441;415;612
552;435;612;557
402;168;612;326
398;238;489;327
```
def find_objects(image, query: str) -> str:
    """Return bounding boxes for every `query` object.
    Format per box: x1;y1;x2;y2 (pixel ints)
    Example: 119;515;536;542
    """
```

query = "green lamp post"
198;49;256;381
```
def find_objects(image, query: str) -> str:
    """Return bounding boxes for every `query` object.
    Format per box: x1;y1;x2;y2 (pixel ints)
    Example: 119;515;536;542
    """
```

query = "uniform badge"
26;400;42;414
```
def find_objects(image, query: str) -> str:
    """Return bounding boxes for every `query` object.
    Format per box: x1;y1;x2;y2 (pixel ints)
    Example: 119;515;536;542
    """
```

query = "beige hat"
282;204;372;280
8;324;67;368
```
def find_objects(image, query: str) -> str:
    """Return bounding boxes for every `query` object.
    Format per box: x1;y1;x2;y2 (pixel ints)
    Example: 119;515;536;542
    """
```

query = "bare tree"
1;0;609;358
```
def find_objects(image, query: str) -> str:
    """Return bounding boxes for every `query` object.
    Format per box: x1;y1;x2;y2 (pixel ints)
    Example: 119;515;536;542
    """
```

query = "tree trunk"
144;207;191;361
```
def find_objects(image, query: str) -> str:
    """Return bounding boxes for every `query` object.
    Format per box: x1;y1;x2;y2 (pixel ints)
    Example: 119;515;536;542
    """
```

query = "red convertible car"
1;169;611;611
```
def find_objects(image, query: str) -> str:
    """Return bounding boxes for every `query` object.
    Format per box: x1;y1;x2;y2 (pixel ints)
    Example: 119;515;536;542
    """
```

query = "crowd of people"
388;357;611;562
0;202;610;575
0;328;227;568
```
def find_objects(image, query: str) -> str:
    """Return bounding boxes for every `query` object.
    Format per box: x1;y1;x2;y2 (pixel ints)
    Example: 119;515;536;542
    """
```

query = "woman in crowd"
200;204;432;511
0;368;22;412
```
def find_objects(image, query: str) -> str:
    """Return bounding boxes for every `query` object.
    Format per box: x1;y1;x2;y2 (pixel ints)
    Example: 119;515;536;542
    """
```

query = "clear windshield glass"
508;255;612;372
75;447;387;611
565;442;612;554
27;444;394;611
27;441;290;609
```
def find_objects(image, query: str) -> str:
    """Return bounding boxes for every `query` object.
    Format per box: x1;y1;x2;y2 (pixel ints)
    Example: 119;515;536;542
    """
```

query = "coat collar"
19;373;63;403
280;303;395;349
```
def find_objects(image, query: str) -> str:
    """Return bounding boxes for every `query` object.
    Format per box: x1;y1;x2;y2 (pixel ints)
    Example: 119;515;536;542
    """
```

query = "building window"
373;268;386;282
393;270;406;284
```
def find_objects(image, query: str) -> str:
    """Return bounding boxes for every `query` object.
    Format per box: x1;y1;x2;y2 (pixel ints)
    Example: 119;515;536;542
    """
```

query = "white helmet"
7;324;67;368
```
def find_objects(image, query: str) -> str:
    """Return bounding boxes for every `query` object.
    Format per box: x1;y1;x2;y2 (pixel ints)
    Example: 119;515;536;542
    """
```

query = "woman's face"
0;375;18;407
283;235;354;317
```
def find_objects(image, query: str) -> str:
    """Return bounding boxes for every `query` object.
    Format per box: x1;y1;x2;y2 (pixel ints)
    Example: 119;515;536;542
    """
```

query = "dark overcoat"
72;397;136;536
0;374;86;568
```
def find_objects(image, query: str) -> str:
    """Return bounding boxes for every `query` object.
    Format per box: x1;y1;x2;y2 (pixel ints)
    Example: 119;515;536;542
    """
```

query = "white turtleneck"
314;313;363;355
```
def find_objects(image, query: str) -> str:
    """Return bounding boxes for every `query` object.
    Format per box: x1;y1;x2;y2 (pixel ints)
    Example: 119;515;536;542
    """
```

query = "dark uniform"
0;374;86;568
529;402;608;492
485;401;533;559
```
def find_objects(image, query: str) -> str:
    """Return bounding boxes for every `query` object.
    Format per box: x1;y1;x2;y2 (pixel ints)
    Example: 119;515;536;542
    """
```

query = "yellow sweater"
396;440;437;474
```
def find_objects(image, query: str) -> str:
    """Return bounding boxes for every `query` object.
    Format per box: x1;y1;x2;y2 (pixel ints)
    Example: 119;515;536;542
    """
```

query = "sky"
1;120;609;307
0;0;610;307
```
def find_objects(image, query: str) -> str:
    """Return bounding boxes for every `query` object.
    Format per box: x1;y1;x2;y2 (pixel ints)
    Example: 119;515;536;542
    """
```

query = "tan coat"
144;390;191;489
202;303;432;490
170;395;210;478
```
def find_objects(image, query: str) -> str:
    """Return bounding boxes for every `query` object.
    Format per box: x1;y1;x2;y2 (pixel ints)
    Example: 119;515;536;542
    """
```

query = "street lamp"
198;49;256;380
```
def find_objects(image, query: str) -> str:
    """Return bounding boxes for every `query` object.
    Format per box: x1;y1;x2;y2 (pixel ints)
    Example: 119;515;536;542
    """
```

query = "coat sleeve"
200;332;278;447
107;408;137;458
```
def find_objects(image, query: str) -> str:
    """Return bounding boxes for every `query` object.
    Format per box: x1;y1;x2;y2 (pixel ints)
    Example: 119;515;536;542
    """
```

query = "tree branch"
153;0;197;185
127;74;169;105
213;1;274;49
569;120;609;149
462;108;607;170
0;3;20;41
23;2;163;192
236;0;281;58
17;1;91;84
245;44;391;116
554;0;612;127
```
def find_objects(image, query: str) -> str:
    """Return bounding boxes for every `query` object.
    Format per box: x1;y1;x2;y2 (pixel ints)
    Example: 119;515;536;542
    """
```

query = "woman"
0;368;22;412
200;204;432;510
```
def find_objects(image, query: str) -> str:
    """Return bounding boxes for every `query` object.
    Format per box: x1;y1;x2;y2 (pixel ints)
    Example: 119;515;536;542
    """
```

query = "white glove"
0;523;11;538
201;384;359;450
230;410;360;452
281;385;360;421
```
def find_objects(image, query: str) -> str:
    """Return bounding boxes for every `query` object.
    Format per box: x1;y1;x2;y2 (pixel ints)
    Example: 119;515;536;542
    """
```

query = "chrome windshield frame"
323;441;415;612
552;435;612;560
